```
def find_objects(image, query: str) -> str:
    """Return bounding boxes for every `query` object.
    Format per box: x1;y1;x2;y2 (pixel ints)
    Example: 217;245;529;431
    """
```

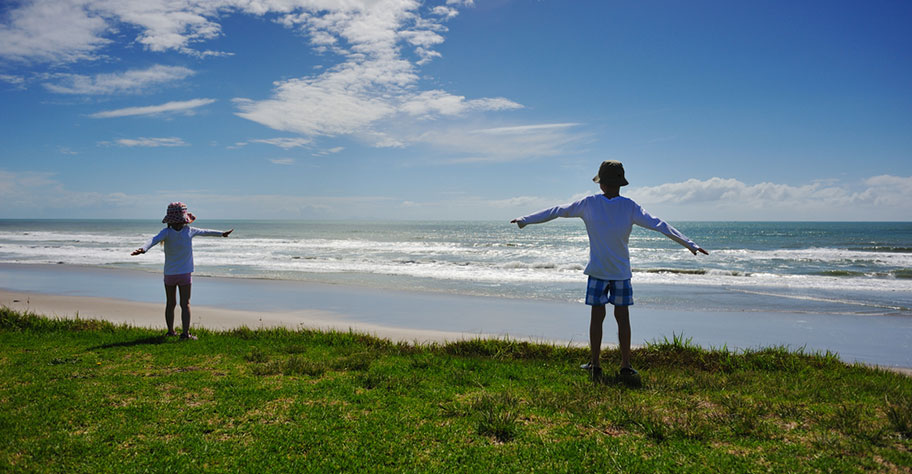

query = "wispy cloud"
0;74;26;87
472;123;581;135
43;65;195;95
313;146;344;156
250;138;312;149
89;98;215;118
414;122;588;163
269;158;295;165
100;137;188;147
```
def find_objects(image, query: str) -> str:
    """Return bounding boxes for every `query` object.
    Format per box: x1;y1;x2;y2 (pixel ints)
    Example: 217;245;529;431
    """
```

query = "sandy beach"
2;263;911;372
0;288;502;345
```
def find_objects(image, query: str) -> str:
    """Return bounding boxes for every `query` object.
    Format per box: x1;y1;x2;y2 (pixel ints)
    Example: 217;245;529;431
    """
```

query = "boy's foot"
580;362;603;382
619;367;638;376
179;333;198;340
590;367;603;383
165;331;177;337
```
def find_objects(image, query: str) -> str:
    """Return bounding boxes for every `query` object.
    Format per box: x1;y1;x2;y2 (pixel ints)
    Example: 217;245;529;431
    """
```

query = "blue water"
1;219;910;316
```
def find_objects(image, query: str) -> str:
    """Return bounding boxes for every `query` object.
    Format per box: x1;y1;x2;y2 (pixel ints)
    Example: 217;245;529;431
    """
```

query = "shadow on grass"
87;335;170;350
593;371;644;389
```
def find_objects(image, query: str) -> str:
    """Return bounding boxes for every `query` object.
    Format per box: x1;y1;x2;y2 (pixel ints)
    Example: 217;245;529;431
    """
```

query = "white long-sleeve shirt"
141;226;224;275
514;194;701;280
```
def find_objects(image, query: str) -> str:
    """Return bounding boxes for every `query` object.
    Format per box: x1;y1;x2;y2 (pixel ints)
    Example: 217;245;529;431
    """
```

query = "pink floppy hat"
162;202;196;224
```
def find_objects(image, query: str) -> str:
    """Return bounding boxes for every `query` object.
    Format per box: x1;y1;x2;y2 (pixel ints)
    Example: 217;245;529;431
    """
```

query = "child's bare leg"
164;284;177;335
614;305;632;369
178;284;192;336
589;305;606;368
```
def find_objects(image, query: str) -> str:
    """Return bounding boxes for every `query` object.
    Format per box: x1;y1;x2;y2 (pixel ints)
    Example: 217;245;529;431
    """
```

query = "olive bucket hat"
592;160;629;186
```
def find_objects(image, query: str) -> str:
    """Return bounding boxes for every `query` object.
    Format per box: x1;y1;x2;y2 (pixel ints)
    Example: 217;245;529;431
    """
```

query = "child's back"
512;161;708;382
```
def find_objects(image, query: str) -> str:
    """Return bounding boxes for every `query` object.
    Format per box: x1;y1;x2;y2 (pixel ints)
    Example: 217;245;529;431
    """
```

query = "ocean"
1;219;910;317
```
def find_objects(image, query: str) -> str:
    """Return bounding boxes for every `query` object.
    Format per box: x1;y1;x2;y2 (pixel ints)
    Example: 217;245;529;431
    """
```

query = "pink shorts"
163;273;192;286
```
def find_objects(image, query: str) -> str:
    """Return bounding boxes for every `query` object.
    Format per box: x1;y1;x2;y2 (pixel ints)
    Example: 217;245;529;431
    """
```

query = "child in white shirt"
132;202;233;340
512;161;708;381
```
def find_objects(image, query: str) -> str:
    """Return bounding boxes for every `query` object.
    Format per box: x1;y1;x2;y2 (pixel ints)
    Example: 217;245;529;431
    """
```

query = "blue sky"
1;0;910;221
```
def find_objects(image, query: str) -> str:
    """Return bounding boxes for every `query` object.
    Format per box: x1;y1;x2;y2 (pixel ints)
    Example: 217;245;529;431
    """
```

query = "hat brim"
593;175;629;186
162;213;195;224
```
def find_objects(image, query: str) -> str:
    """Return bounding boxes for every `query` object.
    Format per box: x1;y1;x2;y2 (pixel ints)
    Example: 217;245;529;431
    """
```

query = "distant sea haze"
0;220;910;316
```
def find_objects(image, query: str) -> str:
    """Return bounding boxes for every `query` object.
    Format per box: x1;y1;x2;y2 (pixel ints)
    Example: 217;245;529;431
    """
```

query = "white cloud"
2;1;521;153
431;6;459;19
102;137;188;147
400;90;522;118
43;65;195;95
249;137;313;149
2;1;449;63
0;0;110;63
233;1;520;146
89;98;216;118
860;175;912;208
233;64;401;138
269;158;295;165
625;175;912;221
4;167;912;221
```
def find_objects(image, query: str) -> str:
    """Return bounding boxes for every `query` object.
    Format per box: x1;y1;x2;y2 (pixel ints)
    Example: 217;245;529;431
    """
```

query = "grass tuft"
473;391;521;443
244;346;269;363
886;394;912;439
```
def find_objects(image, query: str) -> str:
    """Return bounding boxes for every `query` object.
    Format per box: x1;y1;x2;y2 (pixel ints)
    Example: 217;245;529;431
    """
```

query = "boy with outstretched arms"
511;161;708;380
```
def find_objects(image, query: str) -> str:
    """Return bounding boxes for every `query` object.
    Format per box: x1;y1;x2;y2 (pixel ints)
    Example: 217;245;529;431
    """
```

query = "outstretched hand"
222;229;234;237
691;247;709;256
510;219;527;229
131;248;145;256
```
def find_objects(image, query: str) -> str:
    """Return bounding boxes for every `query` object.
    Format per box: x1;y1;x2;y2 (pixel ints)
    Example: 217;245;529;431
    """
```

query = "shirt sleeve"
141;228;168;252
632;205;701;252
514;197;588;226
189;227;225;237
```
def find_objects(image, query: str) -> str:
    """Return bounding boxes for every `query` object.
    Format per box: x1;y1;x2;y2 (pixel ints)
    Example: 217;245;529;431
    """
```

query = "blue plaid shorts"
585;277;634;306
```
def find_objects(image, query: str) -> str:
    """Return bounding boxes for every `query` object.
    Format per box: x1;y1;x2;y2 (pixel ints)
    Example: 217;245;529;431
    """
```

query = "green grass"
1;308;911;473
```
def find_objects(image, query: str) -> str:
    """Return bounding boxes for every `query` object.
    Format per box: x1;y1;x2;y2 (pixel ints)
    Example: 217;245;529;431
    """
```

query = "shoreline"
1;262;912;371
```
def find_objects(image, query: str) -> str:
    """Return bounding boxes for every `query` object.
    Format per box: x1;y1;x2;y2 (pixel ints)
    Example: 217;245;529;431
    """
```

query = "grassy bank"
1;307;910;473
